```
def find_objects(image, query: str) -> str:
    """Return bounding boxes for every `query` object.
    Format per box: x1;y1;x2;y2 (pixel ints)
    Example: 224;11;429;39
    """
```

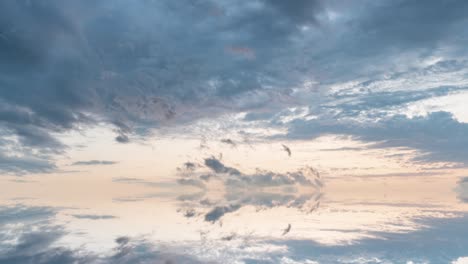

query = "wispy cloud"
71;160;117;166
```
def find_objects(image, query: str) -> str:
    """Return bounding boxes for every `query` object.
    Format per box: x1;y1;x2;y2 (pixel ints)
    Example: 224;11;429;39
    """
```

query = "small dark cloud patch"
183;209;197;218
220;138;237;147
71;160;117;166
112;177;165;188
71;214;117;220
184;162;197;171
177;178;206;189
115;134;130;144
204;157;241;176
205;204;241;223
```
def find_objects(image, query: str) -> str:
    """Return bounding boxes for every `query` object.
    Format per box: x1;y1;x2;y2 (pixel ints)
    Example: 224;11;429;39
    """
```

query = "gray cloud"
0;230;209;264
276;215;468;264
71;214;117;220
287;111;468;164
204;157;241;176
326;85;468;119
204;204;241;223
0;205;211;264
0;0;325;148
0;205;56;226
177;157;322;222
112;177;168;188
201;157;322;188
220;138;237;147
455;177;468;203
2;0;468;173
71;160;117;166
0;153;56;175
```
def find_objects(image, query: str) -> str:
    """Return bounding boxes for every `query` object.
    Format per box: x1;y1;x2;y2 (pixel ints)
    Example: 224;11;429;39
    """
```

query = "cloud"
177;157;322;222
220;138;237;147
287;111;468;164
0;205;211;264
455;177;468;203
2;0;468;174
453;257;468;264
177;178;207;189
201;157;321;188
204;157;241;176
71;160;117;166
0;205;56;226
204;204;241;223
112;177;166;188
0;0;326;151
0;229;208;264
0;153;56;175
277;215;468;264
71;214;117;220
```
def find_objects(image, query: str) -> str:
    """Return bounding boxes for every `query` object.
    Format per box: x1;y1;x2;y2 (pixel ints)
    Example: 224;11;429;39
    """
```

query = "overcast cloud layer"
1;1;468;169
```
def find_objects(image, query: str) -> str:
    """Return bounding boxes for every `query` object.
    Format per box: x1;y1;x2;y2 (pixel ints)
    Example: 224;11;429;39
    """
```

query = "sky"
1;0;468;263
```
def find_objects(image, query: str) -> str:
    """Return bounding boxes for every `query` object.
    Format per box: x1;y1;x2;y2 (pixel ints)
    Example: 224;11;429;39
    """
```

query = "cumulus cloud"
201;157;321;188
177;157;322;222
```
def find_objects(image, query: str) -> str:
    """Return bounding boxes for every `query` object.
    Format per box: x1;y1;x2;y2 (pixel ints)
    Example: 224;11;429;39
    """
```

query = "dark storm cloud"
71;160;117;166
